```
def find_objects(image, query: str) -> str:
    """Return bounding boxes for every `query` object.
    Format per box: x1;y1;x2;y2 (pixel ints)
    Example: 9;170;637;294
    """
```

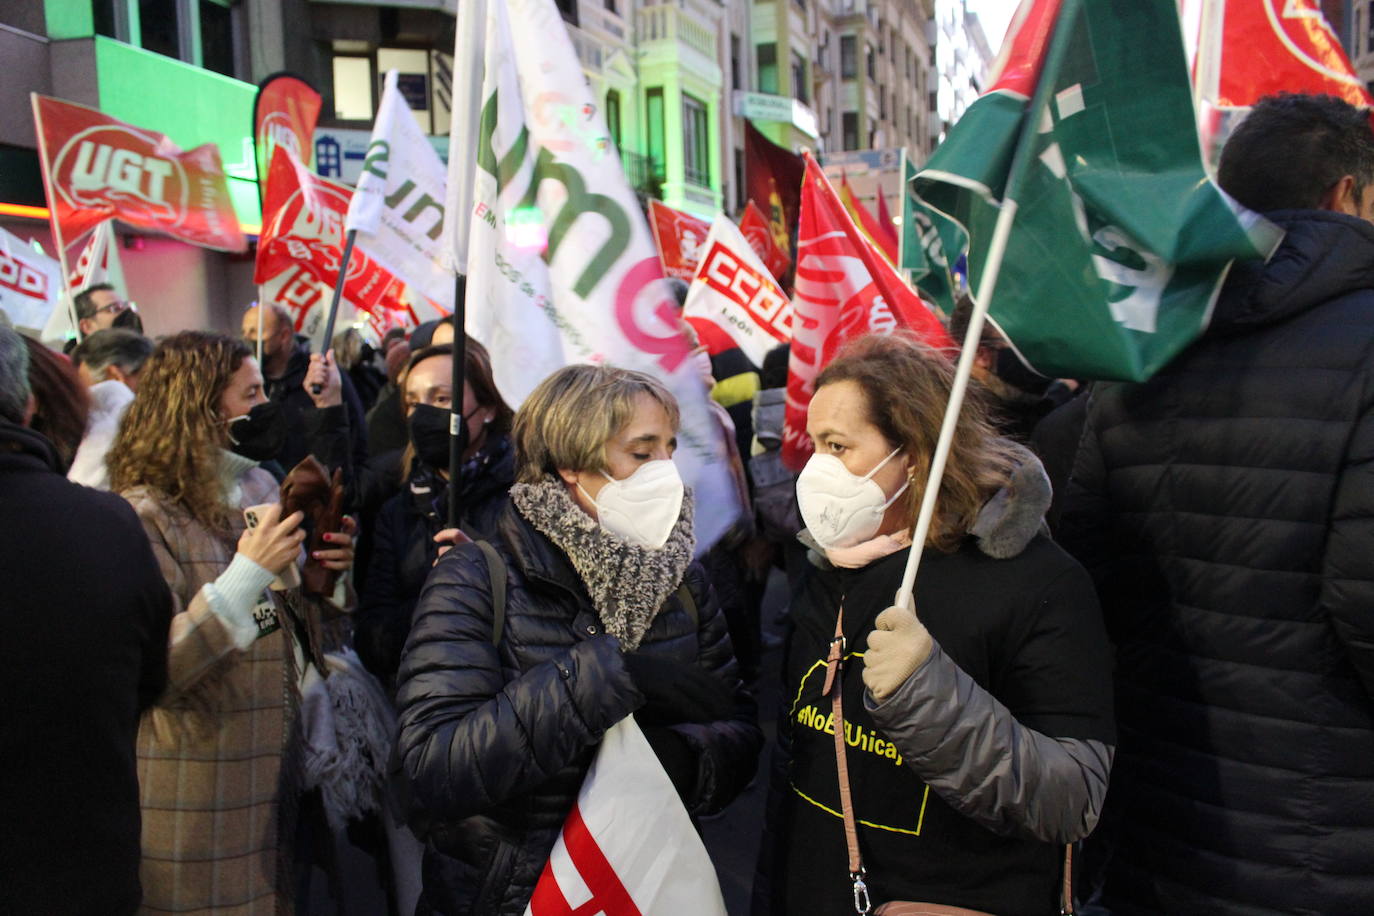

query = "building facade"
1;0;985;332
933;0;991;146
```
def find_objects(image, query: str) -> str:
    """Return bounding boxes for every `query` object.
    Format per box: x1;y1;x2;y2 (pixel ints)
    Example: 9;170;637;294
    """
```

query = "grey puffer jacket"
864;446;1114;845
395;502;762;916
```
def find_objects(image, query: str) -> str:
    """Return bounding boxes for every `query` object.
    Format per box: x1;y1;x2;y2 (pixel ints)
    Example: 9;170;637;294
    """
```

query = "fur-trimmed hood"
969;441;1052;559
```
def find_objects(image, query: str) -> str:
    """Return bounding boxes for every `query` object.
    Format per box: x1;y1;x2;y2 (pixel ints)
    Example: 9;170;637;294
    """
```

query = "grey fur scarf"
510;477;695;651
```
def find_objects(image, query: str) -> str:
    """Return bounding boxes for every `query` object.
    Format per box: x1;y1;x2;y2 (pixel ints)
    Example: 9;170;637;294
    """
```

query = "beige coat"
123;467;346;915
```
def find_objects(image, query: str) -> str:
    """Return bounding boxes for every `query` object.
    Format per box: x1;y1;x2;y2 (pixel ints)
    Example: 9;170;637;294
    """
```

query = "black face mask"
993;346;1053;397
409;403;481;469
227;401;288;462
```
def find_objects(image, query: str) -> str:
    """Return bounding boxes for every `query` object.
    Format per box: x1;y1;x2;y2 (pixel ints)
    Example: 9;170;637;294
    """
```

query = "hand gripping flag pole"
310;228;357;395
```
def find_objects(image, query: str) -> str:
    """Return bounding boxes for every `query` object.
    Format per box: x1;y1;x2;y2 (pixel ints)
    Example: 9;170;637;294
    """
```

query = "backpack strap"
475;540;507;646
676;580;697;629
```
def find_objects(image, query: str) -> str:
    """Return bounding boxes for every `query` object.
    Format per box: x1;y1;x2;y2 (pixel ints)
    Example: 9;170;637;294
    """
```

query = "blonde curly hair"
110;331;252;535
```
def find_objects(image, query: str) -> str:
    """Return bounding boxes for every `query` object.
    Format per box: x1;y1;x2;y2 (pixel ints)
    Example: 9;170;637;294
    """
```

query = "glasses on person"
92;300;133;316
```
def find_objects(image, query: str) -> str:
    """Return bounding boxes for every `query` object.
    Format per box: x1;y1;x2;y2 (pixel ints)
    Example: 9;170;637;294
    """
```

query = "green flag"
900;156;967;318
914;0;1280;382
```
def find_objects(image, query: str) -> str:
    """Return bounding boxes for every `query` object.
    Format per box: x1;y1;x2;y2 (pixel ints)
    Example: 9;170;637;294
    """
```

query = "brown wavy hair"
815;332;1019;553
23;336;90;472
109;331;252;534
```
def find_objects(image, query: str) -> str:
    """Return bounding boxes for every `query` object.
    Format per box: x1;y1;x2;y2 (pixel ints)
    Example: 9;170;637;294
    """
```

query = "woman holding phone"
110;331;355;914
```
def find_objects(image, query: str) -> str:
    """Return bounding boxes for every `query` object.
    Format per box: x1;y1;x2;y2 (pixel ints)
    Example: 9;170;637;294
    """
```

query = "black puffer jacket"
355;437;515;688
1061;211;1374;914
395;503;762;916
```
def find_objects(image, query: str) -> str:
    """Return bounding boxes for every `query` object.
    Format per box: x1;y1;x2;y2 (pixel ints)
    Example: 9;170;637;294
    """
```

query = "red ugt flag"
254;73;322;186
255;146;407;314
784;153;954;470
31;93;246;254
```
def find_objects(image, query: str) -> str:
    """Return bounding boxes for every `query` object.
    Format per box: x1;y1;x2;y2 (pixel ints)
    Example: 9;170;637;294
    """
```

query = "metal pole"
311;228;356;394
448;272;468;528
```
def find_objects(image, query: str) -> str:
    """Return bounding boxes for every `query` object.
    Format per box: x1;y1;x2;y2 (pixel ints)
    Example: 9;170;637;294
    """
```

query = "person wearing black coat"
394;364;762;915
754;334;1113;916
0;327;174;916
242;303;369;475
356;342;516;689
1060;94;1374;914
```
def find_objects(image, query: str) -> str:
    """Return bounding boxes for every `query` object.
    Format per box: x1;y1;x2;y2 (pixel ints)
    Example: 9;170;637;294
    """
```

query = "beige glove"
862;605;934;701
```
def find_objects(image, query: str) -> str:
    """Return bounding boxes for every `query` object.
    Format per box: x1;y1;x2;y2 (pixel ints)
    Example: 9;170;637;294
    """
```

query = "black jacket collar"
0;419;61;473
494;500;588;602
1211;209;1374;337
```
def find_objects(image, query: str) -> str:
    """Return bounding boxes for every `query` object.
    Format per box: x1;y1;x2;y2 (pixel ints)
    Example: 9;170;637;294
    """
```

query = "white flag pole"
441;0;486;526
894;0;1077;611
442;0;488;278
892;198;1016;611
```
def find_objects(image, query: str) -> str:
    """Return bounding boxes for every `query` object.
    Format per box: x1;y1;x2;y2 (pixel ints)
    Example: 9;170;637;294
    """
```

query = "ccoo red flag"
31;93;246;254
783;153;954;470
255;146;407;315
647;200;710;281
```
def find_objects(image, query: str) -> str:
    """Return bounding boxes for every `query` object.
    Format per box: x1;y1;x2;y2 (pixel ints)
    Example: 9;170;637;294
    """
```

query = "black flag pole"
311;228;357;394
448;272;468;529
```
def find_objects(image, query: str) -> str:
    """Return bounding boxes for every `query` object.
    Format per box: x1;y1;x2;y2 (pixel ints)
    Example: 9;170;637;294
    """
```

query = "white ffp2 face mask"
796;448;909;550
581;459;685;549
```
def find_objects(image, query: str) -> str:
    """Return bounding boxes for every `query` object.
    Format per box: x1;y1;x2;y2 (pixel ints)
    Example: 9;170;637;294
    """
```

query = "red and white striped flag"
524;718;727;916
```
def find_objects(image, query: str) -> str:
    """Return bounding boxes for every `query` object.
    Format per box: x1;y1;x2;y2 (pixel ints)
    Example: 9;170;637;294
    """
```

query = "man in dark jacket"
242;302;369;473
0;326;174;915
1061;94;1374;913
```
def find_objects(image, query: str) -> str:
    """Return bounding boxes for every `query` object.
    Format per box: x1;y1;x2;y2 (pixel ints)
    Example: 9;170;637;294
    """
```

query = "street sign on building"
732;91;818;139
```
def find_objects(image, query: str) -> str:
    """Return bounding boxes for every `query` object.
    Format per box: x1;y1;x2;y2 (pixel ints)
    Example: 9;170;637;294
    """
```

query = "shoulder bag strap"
825;603;872;915
1061;843;1075;915
475;540;507;646
827;601;1075;916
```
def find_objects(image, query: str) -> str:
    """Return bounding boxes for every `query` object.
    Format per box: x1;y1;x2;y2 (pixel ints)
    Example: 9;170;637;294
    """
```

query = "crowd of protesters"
3;92;1374;916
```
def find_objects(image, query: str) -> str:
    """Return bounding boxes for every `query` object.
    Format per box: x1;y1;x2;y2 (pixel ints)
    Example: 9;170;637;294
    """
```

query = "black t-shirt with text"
779;536;1114;915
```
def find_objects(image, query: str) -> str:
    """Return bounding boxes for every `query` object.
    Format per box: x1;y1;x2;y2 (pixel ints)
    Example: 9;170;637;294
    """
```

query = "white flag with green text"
455;0;741;550
346;69;452;318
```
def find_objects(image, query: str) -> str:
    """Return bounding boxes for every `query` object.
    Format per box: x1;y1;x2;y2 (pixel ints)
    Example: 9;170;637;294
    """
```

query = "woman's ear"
556;467;579;487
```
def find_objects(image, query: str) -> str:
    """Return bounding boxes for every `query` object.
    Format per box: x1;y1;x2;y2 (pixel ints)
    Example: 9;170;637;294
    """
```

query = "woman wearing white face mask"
393;363;762;916
758;333;1115;916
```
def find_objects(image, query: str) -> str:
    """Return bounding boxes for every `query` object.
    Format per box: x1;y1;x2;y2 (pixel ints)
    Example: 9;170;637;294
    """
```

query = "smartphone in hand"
244;504;302;590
